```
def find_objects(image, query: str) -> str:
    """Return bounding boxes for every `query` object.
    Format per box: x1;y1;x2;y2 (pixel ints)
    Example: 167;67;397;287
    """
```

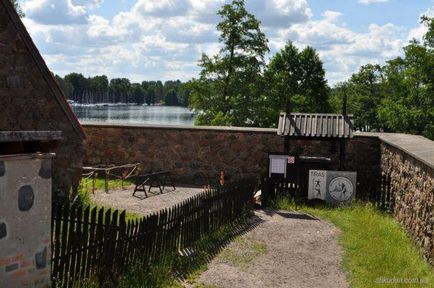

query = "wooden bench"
132;171;176;198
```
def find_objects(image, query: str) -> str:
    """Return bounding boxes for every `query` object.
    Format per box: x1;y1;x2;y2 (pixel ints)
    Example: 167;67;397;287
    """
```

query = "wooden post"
284;96;291;154
340;88;348;170
105;170;109;193
92;172;97;194
220;171;225;186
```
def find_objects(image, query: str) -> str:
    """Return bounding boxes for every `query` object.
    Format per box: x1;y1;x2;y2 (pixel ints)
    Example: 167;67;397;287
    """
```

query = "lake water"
72;104;195;126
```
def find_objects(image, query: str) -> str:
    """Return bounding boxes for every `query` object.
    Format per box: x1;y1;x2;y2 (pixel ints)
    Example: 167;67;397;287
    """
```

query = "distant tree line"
55;74;190;106
189;0;433;140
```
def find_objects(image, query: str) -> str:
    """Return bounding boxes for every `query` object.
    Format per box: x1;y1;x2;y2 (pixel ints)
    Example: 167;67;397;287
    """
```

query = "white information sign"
308;170;327;200
268;154;290;177
271;158;286;174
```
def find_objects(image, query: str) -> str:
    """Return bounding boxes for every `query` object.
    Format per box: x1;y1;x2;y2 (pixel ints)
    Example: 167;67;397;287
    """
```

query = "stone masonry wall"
82;123;380;186
83;124;434;265
0;4;83;195
381;141;434;266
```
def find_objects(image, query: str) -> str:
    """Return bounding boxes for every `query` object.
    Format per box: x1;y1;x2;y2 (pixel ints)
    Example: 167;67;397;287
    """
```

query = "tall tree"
189;0;269;126
262;42;329;127
330;16;434;139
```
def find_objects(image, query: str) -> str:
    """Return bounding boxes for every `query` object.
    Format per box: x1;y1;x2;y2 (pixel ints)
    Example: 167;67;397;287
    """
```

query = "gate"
262;155;332;206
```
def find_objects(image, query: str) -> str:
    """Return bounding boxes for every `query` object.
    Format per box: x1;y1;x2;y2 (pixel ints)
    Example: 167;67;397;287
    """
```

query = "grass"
216;236;267;269
276;198;434;288
76;177;140;221
80;177;134;195
72;214;253;288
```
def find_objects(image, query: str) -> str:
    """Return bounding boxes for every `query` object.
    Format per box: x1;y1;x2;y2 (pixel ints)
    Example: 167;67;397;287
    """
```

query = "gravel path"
90;185;204;216
194;209;349;288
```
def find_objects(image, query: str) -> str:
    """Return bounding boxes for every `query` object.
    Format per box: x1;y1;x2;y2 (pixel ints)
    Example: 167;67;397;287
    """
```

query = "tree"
12;0;25;18
377;37;434;138
349;64;385;130
189;0;269;126
262;42;329;127
110;78;131;103
88;75;109;103
329;16;434;139
130;83;145;104
164;90;179;106
64;73;87;103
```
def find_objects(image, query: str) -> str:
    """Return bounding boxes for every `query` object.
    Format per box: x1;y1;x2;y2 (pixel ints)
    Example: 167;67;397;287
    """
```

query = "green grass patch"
75;178;140;221
216;236;267;269
80;178;134;194
276;198;434;288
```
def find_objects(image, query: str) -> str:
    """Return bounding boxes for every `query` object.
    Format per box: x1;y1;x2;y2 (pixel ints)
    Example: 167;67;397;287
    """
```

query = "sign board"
308;170;327;200
326;171;357;205
308;170;357;204
269;154;288;177
268;154;296;178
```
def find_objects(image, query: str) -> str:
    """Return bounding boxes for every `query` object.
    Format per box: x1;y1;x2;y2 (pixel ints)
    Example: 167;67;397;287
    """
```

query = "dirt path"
192;210;349;288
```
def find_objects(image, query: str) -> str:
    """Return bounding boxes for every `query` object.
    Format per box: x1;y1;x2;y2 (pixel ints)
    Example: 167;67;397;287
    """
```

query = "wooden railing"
261;174;393;211
51;179;255;287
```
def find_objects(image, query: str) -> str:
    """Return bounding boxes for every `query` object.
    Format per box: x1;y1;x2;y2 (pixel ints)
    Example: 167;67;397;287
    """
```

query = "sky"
19;0;434;86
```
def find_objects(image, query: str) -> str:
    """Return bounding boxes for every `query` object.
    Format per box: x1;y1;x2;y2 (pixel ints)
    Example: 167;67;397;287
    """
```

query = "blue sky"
19;0;434;85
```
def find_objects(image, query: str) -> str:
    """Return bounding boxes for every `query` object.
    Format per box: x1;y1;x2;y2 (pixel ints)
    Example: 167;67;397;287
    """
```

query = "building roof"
2;0;85;139
277;113;354;138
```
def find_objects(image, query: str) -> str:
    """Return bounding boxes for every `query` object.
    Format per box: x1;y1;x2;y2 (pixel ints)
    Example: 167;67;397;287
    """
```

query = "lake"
72;104;195;126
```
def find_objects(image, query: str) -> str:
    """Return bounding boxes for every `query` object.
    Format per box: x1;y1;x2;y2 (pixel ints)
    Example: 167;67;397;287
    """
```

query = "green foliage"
190;2;331;128
276;200;434;288
189;0;269;126
76;178;140;221
56;74;190;106
262;42;330;127
330;16;434;139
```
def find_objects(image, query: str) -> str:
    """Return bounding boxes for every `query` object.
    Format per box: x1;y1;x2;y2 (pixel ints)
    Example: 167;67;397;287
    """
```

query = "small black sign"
35;247;47;269
18;185;34;211
0;222;6;239
0;161;4;177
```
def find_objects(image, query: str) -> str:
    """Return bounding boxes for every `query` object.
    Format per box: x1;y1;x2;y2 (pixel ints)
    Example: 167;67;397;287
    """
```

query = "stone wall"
84;124;282;183
83;124;434;265
82;123;380;186
379;134;434;266
0;3;84;195
0;154;52;288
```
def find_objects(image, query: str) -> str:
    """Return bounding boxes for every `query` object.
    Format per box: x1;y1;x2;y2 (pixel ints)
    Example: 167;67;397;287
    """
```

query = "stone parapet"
378;134;433;266
82;124;433;266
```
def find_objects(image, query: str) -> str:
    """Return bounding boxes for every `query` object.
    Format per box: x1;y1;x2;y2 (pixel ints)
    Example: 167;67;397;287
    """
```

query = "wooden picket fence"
51;180;255;287
261;173;393;211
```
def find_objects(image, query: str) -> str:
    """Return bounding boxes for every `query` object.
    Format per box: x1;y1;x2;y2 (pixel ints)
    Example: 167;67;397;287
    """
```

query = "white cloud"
358;0;389;4
275;10;406;84
20;0;429;85
248;0;312;27
133;0;189;17
22;0;102;25
408;6;434;42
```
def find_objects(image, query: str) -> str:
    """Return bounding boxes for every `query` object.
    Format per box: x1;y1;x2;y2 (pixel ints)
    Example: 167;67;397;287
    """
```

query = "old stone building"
0;1;85;195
